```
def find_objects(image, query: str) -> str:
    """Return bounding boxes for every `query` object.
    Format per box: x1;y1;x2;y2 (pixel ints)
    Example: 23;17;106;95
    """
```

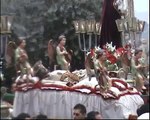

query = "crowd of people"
3;102;148;119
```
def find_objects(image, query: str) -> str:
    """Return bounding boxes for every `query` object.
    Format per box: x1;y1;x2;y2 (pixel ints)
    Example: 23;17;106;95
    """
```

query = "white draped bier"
12;76;144;119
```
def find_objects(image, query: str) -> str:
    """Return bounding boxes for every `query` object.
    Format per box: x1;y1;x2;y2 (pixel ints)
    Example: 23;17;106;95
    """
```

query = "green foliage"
1;0;103;69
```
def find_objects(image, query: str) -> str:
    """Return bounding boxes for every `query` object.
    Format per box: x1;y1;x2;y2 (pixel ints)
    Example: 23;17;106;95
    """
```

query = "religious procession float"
0;0;149;119
12;42;148;119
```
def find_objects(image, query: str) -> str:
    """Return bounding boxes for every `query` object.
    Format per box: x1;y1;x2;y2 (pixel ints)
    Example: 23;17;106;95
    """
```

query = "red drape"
99;0;122;48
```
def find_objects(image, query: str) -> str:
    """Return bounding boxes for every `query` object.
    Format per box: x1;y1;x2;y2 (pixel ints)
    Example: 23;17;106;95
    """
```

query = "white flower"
86;52;91;56
106;42;116;53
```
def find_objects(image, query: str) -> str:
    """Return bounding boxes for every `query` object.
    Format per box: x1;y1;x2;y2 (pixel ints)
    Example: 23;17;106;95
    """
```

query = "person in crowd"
73;103;86;119
86;111;102;119
15;38;32;75
131;49;147;92
128;114;138;120
56;35;70;70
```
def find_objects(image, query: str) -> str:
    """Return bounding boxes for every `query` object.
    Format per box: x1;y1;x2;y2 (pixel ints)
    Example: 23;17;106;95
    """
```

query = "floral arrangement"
104;42;119;71
89;42;133;72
